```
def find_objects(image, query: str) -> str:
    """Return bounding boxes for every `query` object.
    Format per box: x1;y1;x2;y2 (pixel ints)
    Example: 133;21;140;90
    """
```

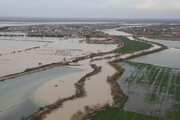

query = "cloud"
85;0;136;9
136;0;180;10
0;0;179;18
136;0;157;9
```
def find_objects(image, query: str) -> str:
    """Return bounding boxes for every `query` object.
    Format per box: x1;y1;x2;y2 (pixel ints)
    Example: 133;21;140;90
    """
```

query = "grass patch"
92;108;163;120
115;36;151;53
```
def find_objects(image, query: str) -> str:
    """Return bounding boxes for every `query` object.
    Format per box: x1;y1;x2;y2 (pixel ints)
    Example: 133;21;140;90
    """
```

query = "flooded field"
92;108;162;120
131;48;180;68
0;36;117;77
90;37;108;41
0;22;179;120
0;34;118;120
117;61;180;119
0;66;81;120
0;39;46;55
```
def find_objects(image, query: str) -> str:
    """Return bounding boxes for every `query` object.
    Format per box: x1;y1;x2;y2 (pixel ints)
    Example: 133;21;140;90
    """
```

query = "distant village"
0;24;179;41
121;25;180;41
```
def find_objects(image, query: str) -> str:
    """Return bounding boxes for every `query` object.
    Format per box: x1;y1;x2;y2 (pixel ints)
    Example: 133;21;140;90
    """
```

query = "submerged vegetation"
117;61;179;120
119;61;180;119
115;36;151;53
91;61;180;120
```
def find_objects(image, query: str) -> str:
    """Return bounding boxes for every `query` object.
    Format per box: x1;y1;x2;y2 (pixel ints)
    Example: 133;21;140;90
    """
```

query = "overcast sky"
0;0;180;19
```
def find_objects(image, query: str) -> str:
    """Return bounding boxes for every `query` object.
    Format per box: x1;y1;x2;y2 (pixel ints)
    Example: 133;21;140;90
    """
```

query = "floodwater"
117;61;180;118
0;38;46;55
0;32;26;36
44;59;114;120
33;59;92;104
117;36;180;118
90;37;108;41
0;21;124;27
0;37;117;77
0;66;81;120
130;48;180;68
139;37;180;48
102;28;132;36
0;35;118;120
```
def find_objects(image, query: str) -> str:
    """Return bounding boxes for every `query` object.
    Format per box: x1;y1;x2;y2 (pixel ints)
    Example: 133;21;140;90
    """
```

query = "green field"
123;61;180;102
92;61;180;120
115;36;151;53
120;61;180;119
92;108;163;120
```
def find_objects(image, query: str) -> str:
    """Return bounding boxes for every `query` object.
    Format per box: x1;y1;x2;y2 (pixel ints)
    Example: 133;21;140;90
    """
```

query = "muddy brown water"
0;37;117;77
44;59;114;120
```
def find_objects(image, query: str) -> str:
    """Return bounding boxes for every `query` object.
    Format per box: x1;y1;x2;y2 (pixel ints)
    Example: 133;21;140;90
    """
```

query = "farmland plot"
117;61;180;119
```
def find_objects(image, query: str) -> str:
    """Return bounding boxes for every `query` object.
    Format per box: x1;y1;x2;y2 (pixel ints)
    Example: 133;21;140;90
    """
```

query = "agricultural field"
92;108;163;120
92;61;180;120
115;36;151;53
